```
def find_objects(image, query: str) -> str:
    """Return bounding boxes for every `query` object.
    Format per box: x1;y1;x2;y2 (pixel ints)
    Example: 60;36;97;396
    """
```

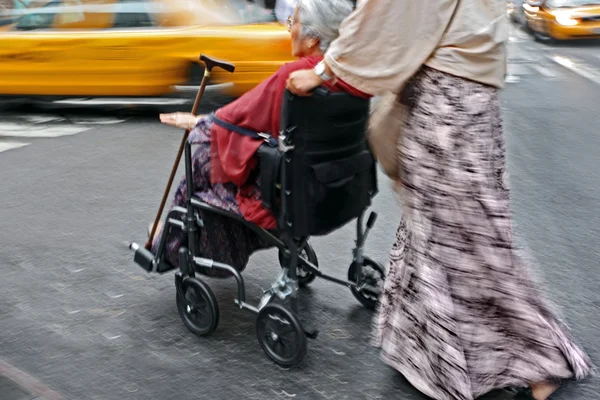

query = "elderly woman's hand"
286;69;324;96
160;112;203;131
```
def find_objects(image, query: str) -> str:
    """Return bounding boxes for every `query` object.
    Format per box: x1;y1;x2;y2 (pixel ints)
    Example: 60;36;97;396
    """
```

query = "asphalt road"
0;25;599;400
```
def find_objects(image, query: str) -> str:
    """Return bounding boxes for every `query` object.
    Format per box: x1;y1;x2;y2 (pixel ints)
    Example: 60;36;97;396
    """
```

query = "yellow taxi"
0;0;294;99
524;0;600;41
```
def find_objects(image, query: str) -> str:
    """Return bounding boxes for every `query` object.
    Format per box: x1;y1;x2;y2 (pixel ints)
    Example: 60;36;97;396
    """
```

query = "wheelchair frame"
130;98;384;368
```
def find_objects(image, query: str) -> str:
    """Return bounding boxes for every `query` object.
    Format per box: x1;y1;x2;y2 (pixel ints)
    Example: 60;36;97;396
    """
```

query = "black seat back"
279;88;378;237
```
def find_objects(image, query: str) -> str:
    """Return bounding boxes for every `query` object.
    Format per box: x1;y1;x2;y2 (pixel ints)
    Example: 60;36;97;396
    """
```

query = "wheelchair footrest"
130;242;156;272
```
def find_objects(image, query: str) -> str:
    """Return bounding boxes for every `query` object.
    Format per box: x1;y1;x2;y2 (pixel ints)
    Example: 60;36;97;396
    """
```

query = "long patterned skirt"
151;118;269;277
373;67;593;399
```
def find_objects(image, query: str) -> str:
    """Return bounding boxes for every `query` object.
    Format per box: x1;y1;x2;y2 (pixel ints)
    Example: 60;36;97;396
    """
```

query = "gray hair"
297;0;354;53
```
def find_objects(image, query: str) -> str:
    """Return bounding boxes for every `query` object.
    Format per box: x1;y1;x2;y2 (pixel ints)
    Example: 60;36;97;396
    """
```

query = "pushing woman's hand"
286;69;324;96
159;112;202;131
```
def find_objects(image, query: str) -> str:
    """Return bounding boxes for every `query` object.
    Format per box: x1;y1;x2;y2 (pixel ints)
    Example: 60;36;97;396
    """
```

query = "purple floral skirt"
151;118;271;278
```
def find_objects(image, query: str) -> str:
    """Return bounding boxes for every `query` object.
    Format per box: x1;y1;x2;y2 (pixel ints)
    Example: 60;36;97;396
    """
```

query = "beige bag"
367;91;407;181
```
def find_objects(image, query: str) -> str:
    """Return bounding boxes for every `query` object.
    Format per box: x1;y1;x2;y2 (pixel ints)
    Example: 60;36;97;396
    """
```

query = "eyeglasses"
286;15;312;33
286;15;296;31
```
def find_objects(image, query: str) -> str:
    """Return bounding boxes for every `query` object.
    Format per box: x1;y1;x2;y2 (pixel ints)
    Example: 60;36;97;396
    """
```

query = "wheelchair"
129;85;384;367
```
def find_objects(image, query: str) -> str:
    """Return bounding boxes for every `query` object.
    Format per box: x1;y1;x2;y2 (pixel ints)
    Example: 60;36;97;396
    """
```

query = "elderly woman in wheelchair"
131;0;384;367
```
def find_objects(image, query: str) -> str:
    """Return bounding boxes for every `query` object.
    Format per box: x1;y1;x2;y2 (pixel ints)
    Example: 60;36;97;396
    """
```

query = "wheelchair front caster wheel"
256;303;307;367
278;242;318;287
347;257;385;310
176;277;219;336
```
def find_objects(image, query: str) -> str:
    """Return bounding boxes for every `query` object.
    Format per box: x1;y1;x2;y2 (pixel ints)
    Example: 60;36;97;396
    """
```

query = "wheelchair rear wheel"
256;303;307;367
278;242;318;287
176;277;220;336
347;257;385;310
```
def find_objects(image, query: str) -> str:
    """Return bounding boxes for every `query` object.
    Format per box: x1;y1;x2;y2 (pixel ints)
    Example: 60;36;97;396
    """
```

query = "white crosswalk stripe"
504;47;574;84
504;23;600;86
0;122;91;138
21;115;64;124
0;140;29;153
506;63;532;76
530;63;561;79
549;54;600;86
0;114;127;154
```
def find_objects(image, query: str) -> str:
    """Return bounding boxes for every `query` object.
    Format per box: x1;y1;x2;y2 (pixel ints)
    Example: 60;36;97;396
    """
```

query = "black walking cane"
145;54;235;250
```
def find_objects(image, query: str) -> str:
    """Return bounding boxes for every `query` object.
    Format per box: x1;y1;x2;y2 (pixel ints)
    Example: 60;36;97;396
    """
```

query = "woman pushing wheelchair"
151;0;368;275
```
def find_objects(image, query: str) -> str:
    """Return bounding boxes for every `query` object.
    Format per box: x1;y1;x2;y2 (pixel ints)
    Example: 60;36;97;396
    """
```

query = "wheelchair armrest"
311;86;332;97
256;144;282;213
285;86;334;99
286;86;366;102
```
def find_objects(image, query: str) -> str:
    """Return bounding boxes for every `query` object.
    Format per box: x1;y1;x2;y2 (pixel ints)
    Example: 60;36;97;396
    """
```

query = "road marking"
507;45;538;64
20;115;126;125
550;54;600;86
1;111;130;155
509;35;526;43
0;359;64;400
506;63;526;75
505;74;522;83
68;117;126;125
0;111;131;155
0;122;91;138
505;63;531;83
52;98;190;106
21;115;64;124
508;30;529;43
0;140;29;153
530;63;561;79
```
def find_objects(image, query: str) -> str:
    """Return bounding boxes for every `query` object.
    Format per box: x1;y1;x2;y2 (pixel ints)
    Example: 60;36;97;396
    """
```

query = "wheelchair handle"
200;54;235;74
